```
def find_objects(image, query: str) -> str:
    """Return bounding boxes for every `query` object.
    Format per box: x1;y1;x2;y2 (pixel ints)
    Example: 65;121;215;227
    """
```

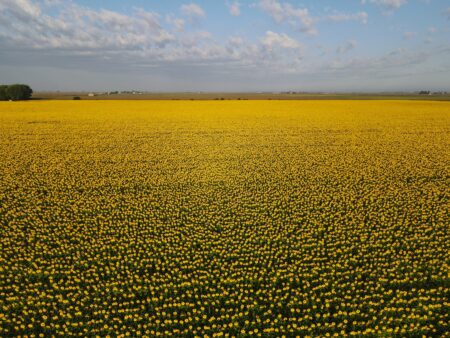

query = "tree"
7;84;33;100
0;85;9;100
0;84;33;101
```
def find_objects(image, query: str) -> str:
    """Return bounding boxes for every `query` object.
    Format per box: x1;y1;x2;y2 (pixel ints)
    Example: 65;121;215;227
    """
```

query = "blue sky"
0;0;449;92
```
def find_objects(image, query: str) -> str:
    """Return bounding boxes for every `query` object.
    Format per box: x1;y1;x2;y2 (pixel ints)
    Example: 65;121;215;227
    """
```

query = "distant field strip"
0;100;449;337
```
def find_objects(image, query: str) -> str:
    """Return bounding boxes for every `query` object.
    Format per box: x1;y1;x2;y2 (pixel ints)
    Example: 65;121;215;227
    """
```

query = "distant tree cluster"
0;84;33;101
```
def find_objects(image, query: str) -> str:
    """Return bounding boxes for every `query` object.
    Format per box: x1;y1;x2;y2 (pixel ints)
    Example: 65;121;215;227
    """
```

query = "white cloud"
0;0;306;68
180;3;205;23
0;0;41;19
166;15;185;32
261;31;301;49
0;2;175;50
226;1;241;16
257;0;317;35
257;1;369;35
362;0;407;11
336;40;357;54
327;12;368;24
1;0;447;89
325;48;431;78
228;36;244;46
257;0;284;22
403;31;416;40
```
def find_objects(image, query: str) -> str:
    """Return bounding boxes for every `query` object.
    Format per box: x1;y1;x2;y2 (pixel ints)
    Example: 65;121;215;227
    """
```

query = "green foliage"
0;85;8;100
0;84;33;101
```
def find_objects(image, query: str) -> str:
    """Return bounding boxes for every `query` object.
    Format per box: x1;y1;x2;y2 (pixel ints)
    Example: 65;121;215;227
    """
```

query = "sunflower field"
0;100;449;337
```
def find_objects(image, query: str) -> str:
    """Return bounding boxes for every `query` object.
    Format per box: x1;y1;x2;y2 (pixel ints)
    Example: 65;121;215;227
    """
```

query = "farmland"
0;100;449;337
32;91;450;101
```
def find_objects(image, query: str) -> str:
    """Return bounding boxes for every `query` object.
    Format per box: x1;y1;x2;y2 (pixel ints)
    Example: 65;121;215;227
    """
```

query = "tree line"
0;84;33;101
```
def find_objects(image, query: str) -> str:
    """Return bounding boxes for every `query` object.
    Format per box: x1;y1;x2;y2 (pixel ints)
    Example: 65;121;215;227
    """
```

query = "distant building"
88;93;95;97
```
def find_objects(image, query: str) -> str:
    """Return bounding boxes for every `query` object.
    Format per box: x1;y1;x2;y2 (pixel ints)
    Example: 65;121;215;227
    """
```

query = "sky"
0;0;449;92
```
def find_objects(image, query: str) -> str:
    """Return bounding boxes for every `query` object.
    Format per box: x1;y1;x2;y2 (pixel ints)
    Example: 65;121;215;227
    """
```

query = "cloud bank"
0;0;448;91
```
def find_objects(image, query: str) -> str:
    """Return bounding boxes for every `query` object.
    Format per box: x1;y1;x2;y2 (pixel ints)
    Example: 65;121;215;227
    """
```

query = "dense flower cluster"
0;100;449;337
